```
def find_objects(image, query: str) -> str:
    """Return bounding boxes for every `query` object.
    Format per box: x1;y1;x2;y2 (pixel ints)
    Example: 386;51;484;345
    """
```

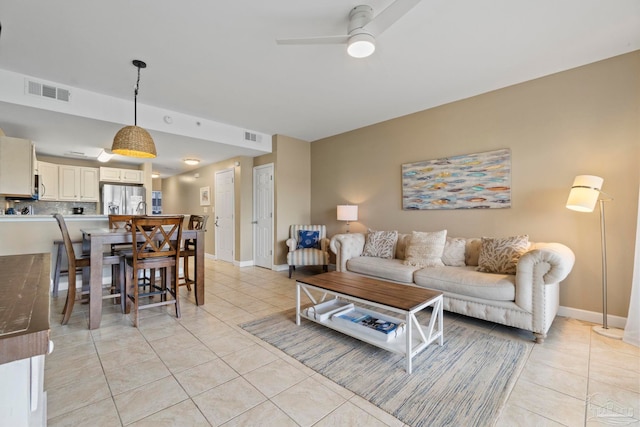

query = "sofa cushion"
395;233;411;260
442;237;466;267
404;230;447;267
347;257;419;284
414;266;516;301
362;229;398;259
465;238;482;266
477;235;530;274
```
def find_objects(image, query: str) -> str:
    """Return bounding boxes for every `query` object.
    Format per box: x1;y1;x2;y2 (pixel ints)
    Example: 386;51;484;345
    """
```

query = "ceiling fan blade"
276;35;350;45
365;0;421;36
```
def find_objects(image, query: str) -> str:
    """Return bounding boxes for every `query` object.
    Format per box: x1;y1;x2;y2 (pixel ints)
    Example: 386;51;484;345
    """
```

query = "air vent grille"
244;131;261;143
25;79;71;102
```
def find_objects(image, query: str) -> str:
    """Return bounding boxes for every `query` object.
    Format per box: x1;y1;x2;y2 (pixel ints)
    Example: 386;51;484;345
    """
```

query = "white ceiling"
0;0;638;176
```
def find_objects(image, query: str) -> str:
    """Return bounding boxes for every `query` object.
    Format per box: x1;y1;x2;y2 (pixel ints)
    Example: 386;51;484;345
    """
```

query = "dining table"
80;227;205;329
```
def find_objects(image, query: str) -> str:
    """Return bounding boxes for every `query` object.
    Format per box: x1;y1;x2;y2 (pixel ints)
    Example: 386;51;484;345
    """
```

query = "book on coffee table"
334;310;400;335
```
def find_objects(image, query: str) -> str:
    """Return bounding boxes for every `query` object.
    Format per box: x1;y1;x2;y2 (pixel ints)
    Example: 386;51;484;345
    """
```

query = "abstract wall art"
402;148;511;210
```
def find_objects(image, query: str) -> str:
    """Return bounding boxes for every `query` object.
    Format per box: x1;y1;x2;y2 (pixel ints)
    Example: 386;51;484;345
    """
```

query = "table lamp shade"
566;175;603;213
337;205;358;221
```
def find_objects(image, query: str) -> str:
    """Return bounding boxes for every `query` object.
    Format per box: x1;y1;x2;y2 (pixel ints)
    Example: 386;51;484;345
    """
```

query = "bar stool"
52;238;80;297
179;215;208;291
53;214;124;325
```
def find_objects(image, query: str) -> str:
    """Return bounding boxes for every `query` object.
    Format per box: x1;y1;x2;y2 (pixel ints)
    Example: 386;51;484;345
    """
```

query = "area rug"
241;309;529;427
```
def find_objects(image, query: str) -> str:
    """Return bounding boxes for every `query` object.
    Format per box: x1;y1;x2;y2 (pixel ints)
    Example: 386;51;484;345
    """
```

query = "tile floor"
46;260;640;426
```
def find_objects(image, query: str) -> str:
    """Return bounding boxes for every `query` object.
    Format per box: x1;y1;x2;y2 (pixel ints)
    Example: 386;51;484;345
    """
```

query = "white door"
253;164;274;269
215;169;234;263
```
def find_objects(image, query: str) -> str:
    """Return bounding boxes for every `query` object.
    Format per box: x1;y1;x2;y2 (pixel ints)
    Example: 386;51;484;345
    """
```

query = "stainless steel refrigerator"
102;184;147;215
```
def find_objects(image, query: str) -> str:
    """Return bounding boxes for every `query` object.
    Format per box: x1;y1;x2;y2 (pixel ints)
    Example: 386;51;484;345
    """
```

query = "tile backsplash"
12;200;98;215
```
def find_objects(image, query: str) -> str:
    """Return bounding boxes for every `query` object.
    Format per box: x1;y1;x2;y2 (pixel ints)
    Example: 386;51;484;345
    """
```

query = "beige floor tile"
47;371;112;419
99;341;157;371
528;343;589;377
113;376;189;425
47;397;121;427
270;376;347;427
104;355;171;395
148;328;200;352
243;358;309;398
348;395;405;427
45;355;104;390
192;377;266;425
314;401;390;427
588;378;640;422
203;334;261;357
520;358;588;400
221;400;298;427
94;332;149;356
129;399;210;426
495;403;565;427
154;341;218;374
508;378;586;426
175;358;239;397
221;343;279;375
589;356;640;393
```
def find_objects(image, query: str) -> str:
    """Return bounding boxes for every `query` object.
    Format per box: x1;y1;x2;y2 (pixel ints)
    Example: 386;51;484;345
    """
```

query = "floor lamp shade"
566;175;603;212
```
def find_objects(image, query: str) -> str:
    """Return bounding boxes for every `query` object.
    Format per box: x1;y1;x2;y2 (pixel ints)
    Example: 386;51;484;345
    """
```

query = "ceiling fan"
276;0;422;58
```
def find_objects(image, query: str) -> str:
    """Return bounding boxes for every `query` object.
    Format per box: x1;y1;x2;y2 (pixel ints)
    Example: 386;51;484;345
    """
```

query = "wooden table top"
296;272;442;311
0;253;50;364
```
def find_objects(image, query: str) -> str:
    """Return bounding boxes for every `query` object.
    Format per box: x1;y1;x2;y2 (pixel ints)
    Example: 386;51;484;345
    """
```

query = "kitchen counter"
0;253;50;364
0;214;107;222
0;253;50;426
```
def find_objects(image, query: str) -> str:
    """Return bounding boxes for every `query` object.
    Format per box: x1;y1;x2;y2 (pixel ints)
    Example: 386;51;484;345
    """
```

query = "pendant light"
112;59;157;158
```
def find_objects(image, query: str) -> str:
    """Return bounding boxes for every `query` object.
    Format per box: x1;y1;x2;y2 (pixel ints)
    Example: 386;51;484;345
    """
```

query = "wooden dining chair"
53;214;123;325
179;215;208;291
122;215;184;327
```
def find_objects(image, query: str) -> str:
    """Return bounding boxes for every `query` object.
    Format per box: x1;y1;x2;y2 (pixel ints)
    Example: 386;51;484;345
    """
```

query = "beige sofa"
330;232;575;343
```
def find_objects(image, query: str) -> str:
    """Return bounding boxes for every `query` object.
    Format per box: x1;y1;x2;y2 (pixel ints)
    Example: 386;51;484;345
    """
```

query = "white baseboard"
236;260;254;267
557;306;627;329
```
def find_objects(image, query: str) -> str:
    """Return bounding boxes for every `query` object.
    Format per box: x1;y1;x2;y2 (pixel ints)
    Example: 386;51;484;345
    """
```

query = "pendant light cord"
134;65;141;126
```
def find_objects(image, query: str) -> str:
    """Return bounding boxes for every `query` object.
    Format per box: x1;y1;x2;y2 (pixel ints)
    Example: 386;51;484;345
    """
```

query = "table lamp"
337;205;358;233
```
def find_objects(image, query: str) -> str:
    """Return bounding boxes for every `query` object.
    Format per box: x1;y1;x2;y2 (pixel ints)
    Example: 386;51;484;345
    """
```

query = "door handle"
251;221;258;224
214;216;219;227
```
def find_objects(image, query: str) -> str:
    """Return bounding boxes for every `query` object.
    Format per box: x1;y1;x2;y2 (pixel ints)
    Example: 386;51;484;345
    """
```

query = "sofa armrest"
285;238;297;252
515;242;575;312
330;233;366;272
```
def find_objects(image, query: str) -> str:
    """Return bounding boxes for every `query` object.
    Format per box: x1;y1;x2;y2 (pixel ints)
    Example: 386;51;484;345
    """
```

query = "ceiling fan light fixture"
347;33;376;58
111;59;157;158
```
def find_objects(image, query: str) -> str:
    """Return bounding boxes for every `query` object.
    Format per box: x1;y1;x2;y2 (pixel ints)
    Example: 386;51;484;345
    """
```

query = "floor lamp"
337;205;358;233
566;175;623;339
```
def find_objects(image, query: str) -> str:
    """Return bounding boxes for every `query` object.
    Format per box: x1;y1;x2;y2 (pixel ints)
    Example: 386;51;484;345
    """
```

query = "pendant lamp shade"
111;59;157;158
112;125;156;158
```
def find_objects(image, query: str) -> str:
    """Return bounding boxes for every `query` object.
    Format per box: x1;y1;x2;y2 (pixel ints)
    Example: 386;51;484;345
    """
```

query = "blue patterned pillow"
297;230;320;249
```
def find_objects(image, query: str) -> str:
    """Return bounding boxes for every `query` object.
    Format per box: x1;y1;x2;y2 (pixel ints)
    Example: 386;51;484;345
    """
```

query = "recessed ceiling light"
184;158;200;166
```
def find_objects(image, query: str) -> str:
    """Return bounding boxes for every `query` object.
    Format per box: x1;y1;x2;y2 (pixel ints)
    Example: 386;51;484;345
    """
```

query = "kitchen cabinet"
100;167;144;184
37;161;59;200
59;166;99;202
0;136;35;197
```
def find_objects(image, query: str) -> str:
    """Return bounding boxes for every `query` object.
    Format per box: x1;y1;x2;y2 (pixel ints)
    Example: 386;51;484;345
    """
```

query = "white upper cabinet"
58;166;99;202
100;167;143;184
37;161;59;200
0;136;34;196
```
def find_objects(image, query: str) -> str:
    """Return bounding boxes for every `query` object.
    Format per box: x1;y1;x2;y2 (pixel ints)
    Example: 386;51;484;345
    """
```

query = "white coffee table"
296;272;443;374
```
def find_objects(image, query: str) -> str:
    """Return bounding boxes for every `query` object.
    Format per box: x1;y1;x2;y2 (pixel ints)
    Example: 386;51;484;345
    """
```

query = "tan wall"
310;51;640;317
273;135;311;264
162;156;254;261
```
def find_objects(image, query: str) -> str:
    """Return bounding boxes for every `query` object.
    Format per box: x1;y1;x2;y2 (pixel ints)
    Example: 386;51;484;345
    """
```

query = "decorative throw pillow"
403;230;447;268
442;237;466;267
297;230;320;249
477;235;529;274
362;229;398;259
